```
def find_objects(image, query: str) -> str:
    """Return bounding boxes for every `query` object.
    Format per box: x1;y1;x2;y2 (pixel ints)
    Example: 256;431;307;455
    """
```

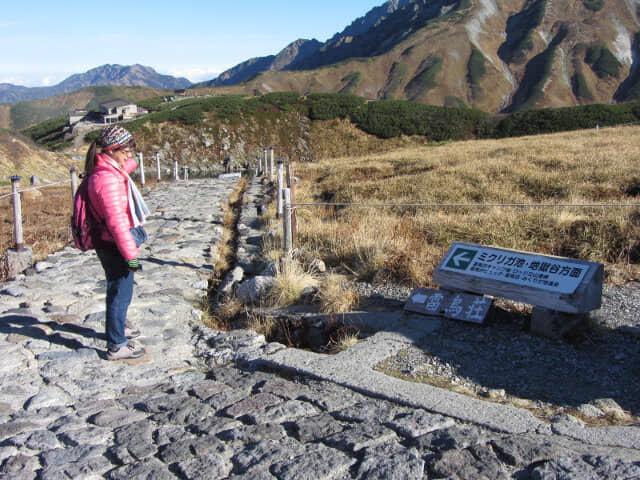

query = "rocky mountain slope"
213;0;640;112
0;130;74;182
0;64;191;104
202;39;323;87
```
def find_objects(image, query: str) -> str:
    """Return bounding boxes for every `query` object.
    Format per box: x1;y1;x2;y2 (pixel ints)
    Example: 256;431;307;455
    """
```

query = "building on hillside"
99;99;138;125
68;110;88;126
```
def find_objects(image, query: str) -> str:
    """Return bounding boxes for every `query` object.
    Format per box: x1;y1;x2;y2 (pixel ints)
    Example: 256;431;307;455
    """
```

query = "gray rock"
222;392;283;419
490;434;576;467
236;276;277;305
323;422;399;452
415;425;490;452
385;410;455;439
232;438;304;474
293;413;346;442
219;423;288;445
89;408;147;428
177;454;233;479
529;455;640;479
189;380;232;400
356;448;424;480
246;399;321;425
0;454;39;479
332;400;399;424
428;444;510;480
57;426;113;448
24;388;72;411
270;443;356;480
0;421;42;442
40;444;105;468
107;458;174;480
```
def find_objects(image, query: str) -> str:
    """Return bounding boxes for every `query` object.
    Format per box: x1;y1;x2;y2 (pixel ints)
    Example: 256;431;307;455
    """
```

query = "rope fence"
289;202;640;208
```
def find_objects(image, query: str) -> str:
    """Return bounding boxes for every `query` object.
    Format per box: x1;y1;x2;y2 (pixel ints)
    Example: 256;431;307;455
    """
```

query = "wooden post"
287;162;297;248
9;175;24;252
138;152;145;187
174;161;179;181
156;152;161;181
269;147;275;182
263;148;268;179
276;159;284;219
282;188;292;258
70;168;78;203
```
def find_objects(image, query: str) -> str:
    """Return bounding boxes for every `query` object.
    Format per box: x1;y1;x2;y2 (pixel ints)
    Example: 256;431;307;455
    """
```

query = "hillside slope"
0;85;167;131
0;131;75;183
216;0;640;112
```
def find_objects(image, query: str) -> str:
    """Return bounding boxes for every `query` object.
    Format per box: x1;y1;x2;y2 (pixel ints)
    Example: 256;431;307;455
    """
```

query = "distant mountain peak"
0;64;192;104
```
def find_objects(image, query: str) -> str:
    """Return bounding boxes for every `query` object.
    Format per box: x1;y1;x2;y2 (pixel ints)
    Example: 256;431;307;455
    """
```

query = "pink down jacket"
88;153;139;261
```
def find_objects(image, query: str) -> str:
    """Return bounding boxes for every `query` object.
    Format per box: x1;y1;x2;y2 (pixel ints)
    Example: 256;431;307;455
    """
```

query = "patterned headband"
98;125;134;152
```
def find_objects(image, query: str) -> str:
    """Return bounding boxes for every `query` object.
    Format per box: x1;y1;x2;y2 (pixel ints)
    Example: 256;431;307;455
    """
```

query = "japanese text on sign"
441;246;588;294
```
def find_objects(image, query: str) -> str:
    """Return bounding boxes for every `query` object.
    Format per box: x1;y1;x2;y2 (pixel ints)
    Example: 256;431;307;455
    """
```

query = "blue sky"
2;1;384;87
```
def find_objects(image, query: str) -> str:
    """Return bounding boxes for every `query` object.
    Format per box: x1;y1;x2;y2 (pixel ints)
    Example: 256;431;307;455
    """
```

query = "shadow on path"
0;314;104;351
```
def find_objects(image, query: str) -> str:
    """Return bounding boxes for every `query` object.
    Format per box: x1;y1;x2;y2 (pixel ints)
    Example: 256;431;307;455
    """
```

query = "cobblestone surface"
0;177;639;479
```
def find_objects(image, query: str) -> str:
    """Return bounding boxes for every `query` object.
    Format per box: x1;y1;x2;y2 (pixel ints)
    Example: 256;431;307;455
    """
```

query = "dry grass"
0;185;72;279
315;274;360;314
267;260;318;307
246;311;276;338
294;125;640;285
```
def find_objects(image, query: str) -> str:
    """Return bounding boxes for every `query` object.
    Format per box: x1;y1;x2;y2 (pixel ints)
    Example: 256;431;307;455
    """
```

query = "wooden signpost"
433;242;603;314
406;242;603;335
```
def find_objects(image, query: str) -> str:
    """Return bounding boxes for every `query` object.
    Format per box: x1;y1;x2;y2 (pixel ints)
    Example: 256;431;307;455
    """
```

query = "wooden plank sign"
405;288;493;324
433;242;603;314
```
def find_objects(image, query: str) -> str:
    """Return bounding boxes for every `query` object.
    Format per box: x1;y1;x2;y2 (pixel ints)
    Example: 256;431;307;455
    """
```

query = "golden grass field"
293;124;640;286
2;125;639;286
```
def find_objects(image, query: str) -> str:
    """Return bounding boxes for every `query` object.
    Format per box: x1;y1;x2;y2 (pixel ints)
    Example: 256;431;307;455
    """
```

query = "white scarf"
105;156;149;227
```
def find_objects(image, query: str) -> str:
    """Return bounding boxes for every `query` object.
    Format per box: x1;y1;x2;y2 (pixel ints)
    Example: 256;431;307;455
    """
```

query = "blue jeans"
96;226;147;350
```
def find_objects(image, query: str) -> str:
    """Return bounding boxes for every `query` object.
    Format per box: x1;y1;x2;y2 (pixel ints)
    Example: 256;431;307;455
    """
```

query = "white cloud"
159;66;221;83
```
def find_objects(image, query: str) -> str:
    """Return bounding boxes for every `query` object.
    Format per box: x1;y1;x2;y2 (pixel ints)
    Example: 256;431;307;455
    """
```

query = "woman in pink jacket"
85;125;149;360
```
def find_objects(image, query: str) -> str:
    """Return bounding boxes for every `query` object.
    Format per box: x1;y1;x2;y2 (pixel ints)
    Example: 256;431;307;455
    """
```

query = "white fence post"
138;152;145;187
183;166;189;181
269;147;275;182
156;152;161;181
276;159;284;219
70;168;78;204
9;175;24;251
282;188;292;258
174;161;179;181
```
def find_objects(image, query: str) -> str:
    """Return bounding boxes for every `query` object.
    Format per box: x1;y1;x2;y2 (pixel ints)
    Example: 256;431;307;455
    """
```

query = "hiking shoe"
107;343;146;361
124;326;141;339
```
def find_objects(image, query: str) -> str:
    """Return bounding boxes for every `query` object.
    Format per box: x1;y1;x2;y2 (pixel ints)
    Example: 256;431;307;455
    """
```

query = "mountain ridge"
214;0;640;112
0;64;191;104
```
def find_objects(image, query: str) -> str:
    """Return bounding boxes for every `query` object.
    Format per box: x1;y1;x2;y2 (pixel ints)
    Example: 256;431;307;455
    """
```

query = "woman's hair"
84;140;98;176
84;125;135;175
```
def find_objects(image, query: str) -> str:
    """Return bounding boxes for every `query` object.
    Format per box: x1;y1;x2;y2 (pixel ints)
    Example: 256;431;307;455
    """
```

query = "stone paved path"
1;177;640;479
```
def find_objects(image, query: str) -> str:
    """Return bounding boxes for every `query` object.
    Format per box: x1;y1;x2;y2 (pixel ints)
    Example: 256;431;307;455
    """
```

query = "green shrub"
571;73;594;101
583;0;604;11
353;100;487;140
306;93;366;120
404;56;443;100
259;92;302;111
585;44;622;78
494;102;640;137
382;62;408;99
467;47;487;87
340;72;362;94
